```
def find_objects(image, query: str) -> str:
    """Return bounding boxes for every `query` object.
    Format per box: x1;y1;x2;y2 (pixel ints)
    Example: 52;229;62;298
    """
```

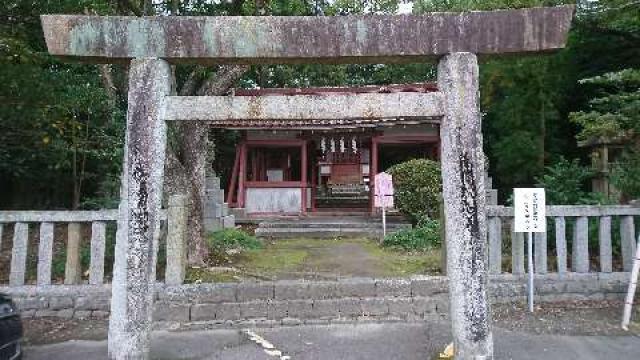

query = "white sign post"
375;172;394;239
514;188;546;313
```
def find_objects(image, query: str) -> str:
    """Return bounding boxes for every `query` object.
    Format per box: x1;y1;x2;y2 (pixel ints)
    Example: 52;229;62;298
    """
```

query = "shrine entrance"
40;6;574;360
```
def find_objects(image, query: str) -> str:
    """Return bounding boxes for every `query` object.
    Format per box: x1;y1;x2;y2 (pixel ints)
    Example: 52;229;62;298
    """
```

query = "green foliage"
207;228;263;254
382;217;441;252
535;157;605;205
387;159;442;224
610;150;640;200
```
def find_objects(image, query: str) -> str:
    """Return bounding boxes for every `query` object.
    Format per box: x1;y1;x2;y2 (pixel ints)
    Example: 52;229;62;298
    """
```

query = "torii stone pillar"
438;52;492;359
108;58;171;359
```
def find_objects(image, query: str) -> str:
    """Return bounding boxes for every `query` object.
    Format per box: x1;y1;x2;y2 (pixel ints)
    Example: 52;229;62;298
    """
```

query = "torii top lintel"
41;6;573;65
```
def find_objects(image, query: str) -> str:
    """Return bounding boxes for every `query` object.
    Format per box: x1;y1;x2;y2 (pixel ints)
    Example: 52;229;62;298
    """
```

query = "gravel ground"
22;300;640;346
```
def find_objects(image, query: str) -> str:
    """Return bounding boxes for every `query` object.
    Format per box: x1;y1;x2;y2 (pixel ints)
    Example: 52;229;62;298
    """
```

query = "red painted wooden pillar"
369;136;379;215
310;142;317;212
226;148;241;206
301;140;308;214
238;142;247;208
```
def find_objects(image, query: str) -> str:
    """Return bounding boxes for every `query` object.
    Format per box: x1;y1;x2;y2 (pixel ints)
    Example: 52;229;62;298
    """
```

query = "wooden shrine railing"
486;205;639;275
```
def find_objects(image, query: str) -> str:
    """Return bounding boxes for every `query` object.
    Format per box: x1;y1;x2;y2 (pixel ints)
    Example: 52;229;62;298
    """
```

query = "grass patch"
237;246;308;274
359;240;442;276
185;267;240;283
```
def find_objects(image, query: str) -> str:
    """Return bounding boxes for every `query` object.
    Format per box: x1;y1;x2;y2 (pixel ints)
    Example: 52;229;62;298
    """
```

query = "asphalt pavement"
24;322;640;360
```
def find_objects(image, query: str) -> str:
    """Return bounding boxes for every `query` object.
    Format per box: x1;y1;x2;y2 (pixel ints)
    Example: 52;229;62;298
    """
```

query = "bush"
387;158;442;224
207;228;262;254
534;157;604;205
382;217;441;252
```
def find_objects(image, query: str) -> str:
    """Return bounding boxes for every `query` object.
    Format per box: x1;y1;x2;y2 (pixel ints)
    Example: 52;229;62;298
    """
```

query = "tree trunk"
168;65;248;266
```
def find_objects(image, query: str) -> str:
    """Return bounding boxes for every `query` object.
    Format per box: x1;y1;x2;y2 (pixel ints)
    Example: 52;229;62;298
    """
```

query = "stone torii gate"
41;6;573;360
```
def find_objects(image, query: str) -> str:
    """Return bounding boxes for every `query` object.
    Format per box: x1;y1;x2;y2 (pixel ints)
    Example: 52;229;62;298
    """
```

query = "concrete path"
24;322;640;360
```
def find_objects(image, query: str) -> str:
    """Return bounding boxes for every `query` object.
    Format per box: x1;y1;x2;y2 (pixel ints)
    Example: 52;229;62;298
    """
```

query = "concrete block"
388;299;413;317
375;279;411;297
153;302;190;322
73;310;92;320
91;310;110;319
75;296;111;311
240;301;269;319
336;279;376;298
412;297;436;316
410;277;447;297
237;283;274;301
160;283;236;303
190;304;217;321
267;301;289;320
48;296;74;310
286;300;314;319
281;318;302;326
307;282;340;299
337;298;362;317
360;298;388;316
312;299;340;318
215;303;241;321
14;297;48;311
274;281;310;300
36;309;74;319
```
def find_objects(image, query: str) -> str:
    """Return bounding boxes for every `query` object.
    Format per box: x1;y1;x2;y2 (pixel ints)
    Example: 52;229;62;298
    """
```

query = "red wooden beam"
369;136;379;215
238;141;248;208
301;140;308;215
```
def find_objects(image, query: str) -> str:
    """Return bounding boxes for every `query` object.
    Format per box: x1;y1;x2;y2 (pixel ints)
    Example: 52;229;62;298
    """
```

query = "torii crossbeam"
40;6;574;360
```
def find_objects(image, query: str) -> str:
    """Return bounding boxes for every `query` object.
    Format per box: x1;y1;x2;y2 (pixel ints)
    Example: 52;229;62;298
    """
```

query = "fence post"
10;223;28;286
599;216;612;273
488;216;502;274
573;217;589;273
621;216;636;272
166;195;188;285
555;217;567;275
511;221;525;275
65;222;82;284
535;231;548;274
37;222;54;286
89;221;107;285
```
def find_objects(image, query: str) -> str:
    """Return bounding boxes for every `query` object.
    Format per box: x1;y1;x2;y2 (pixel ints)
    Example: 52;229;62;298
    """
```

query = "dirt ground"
22;300;640;346
186;238;442;283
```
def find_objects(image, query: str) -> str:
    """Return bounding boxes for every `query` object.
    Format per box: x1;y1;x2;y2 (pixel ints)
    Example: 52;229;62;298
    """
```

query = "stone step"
255;227;407;239
258;222;410;229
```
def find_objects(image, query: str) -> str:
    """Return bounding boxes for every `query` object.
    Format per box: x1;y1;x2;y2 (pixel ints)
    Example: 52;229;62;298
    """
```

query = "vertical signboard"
514;188;546;313
375;172;394;238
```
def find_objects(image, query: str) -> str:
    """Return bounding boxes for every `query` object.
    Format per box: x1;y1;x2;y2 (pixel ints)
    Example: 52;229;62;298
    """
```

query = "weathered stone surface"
41;7;574;64
620;215;636;271
159;283;236;303
164;93;444;123
286;300;314;319
410;276;448;297
412;297;436;317
555;217;568;275
336;278;377;298
14;297;48;311
10;222;29;286
599;216;612;273
239;301;269;319
0;210;119;222
438;52;493;359
89;221;106;285
48;296;73;310
236;282;274;301
36;309;74;319
360;298;388;316
511;222;525;275
37;222;54;286
375;279;411;298
108;58;172;360
535;231;548;274
312;299;340;318
573;217;589;273
76;296;111;311
153;303;190;322
64;222;82;285
487;205;640;217
165;195;187;286
74;310;92;319
190;303;217;321
274;281;311;300
488;216;502;274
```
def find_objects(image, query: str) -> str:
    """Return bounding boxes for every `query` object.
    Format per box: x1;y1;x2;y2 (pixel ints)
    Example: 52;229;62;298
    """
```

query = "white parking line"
244;330;291;360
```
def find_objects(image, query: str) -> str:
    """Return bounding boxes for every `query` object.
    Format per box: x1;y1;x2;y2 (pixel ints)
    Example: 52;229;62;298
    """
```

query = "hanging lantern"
320;137;326;154
351;136;357;153
340;136;345;153
330;137;336;153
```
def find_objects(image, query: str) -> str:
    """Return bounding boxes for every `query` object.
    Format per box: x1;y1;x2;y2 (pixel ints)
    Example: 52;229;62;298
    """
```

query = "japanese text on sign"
514;188;546;232
374;172;394;208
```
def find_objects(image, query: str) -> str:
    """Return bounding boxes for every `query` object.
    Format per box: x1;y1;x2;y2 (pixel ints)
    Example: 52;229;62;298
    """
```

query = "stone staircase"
203;175;235;232
255;216;411;239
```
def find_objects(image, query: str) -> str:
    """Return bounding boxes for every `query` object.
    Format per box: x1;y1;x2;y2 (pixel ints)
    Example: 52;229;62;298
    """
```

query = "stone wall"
3;273;631;327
